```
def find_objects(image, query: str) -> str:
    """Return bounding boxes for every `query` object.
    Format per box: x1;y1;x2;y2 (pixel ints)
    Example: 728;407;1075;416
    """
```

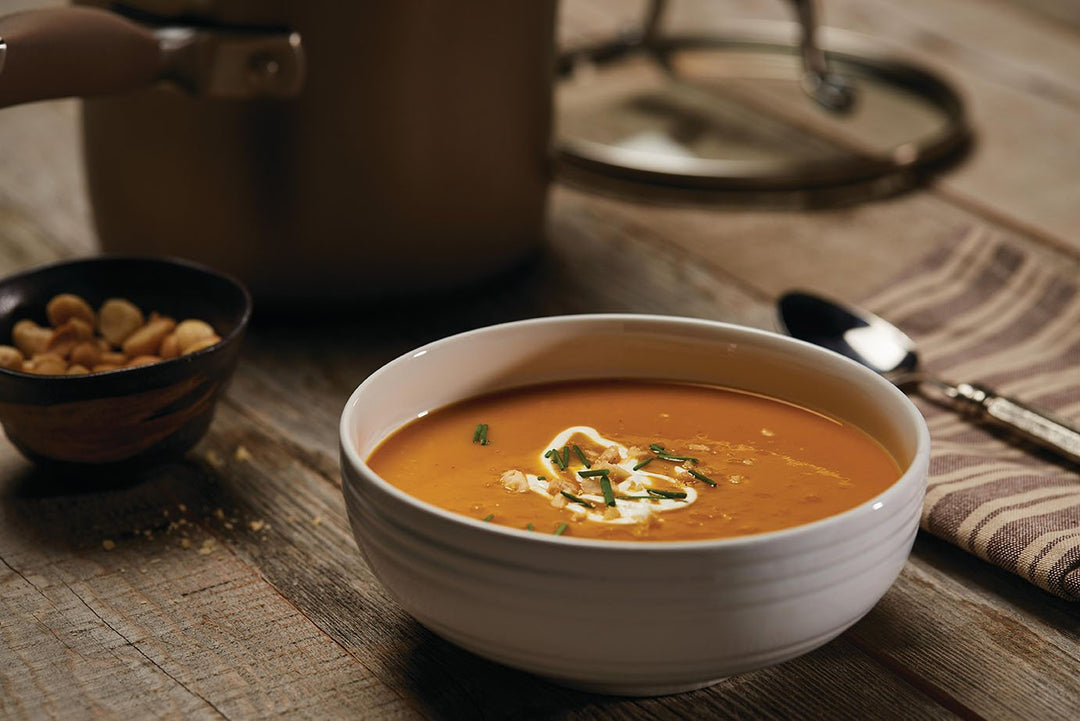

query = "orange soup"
366;380;901;541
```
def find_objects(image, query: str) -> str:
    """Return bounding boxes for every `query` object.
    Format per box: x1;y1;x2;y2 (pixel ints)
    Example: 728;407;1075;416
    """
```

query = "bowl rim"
339;313;930;552
0;254;253;381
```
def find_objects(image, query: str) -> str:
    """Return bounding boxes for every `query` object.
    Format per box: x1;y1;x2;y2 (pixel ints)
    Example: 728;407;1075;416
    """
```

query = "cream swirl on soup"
499;425;699;526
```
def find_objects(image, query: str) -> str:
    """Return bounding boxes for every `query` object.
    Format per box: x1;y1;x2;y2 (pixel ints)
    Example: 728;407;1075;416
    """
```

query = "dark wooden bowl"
0;256;251;467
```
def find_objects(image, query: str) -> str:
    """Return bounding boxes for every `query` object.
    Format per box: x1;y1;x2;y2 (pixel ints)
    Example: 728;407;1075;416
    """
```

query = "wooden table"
1;0;1078;718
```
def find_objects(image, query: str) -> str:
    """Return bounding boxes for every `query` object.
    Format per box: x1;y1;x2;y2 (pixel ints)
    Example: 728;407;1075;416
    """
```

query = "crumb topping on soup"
503;425;700;526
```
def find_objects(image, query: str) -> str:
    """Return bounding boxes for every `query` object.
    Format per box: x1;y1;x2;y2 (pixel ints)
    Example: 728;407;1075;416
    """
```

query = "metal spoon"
777;290;1080;466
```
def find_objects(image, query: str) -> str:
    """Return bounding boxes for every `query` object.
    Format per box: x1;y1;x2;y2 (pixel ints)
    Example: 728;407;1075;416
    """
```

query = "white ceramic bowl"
339;315;930;696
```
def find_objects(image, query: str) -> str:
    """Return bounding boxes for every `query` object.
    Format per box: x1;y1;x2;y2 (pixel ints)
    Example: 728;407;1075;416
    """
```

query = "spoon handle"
946;383;1080;466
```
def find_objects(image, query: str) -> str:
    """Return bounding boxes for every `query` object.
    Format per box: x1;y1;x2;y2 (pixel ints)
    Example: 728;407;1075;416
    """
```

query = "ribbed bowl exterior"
339;315;930;695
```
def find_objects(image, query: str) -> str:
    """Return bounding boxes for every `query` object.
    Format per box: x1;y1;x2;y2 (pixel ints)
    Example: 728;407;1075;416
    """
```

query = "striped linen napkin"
859;227;1080;600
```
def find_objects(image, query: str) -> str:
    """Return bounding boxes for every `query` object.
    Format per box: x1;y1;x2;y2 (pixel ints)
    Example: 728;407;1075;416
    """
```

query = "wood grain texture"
1;0;1079;719
0;448;419;719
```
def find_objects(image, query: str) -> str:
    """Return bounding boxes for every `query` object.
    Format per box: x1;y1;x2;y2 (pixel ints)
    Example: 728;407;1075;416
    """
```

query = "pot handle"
0;6;305;108
0;7;161;108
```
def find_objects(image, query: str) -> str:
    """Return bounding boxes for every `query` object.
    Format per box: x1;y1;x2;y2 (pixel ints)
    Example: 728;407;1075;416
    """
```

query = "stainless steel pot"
0;1;557;302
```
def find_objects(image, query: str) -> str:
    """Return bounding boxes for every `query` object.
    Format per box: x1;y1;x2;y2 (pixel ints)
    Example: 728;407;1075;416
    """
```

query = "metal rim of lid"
555;22;971;190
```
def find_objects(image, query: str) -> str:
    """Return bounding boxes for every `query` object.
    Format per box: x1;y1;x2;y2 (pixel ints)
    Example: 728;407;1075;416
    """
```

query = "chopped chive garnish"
537;476;547;481
646;488;688;499
577;469;610;478
599;475;616;507
649;443;665;453
632;457;654;471
546;448;567;470
560;446;571;467
657;452;698;464
617;494;686;502
687;469;717;486
473;423;490;445
553;522;568;536
482;513;494;521
560;490;595;508
572;444;591;468
526;523;535;531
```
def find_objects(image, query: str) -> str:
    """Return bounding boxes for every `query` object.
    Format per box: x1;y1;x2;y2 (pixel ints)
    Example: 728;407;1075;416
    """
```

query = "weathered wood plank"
851;534;1080;721
551;185;1036;303
1007;0;1080;30
0;449;421;719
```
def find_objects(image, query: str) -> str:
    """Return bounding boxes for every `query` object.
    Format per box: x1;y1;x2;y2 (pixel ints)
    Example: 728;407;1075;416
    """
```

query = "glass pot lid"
555;9;970;190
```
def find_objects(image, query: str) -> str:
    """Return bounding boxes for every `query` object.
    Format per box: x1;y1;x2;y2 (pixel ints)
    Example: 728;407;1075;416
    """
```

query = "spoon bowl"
778;292;918;380
778;290;1080;466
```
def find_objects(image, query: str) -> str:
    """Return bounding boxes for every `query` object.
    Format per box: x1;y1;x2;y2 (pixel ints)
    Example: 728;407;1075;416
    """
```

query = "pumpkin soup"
366;380;901;541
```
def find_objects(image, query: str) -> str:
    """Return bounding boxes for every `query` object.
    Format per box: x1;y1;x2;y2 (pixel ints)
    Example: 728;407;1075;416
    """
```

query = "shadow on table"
246;241;632;341
389;627;609;720
389;615;971;720
910;533;1080;623
0;455;227;554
